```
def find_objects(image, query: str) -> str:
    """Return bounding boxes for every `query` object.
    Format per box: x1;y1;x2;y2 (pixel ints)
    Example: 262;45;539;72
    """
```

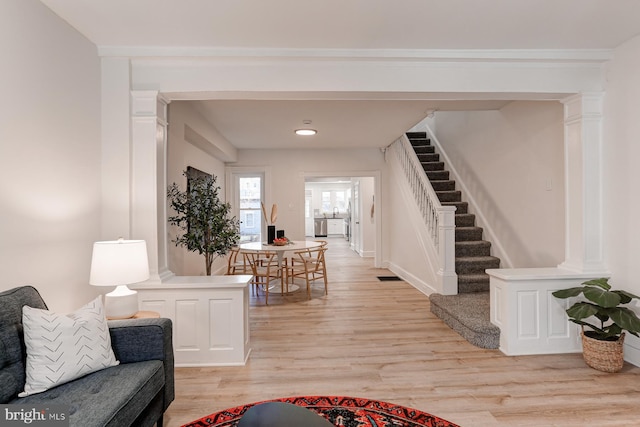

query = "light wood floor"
165;237;640;427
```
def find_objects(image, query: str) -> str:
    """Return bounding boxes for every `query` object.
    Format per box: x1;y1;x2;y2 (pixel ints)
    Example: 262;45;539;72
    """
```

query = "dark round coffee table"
237;401;334;427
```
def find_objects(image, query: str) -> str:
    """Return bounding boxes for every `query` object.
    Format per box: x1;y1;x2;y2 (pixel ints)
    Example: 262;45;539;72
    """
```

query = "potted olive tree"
167;169;240;275
552;278;640;372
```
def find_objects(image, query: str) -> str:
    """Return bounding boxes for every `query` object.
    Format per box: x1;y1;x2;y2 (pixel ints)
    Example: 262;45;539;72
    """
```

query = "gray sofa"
0;286;175;427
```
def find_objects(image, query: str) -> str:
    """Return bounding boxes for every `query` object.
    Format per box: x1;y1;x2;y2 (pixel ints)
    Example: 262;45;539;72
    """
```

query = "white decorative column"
488;93;610;357
130;91;171;282
127;93;254;366
558;93;608;274
438;206;458;295
155;97;171;280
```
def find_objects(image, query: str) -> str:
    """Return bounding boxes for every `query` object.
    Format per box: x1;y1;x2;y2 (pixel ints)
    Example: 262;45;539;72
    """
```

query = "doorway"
304;175;376;258
229;171;266;243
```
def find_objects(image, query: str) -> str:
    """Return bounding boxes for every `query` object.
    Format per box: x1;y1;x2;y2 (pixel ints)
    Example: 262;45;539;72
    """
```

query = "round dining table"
239;240;323;294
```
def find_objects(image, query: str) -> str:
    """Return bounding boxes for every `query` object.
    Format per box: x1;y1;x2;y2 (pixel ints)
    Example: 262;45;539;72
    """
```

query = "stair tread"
456;240;491;246
413;147;432;151
432;181;456;191
455;241;491;253
457;273;491;279
444;201;467;214
456;255;500;262
436;190;462;202
413;146;435;153
426;171;450;179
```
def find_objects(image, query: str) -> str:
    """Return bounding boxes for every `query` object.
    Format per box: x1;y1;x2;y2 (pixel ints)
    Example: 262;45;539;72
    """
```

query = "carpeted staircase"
406;131;500;349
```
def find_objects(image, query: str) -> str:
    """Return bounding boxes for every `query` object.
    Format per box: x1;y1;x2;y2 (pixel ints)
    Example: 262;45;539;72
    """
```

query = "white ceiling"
188;99;515;150
40;0;640;149
40;0;640;50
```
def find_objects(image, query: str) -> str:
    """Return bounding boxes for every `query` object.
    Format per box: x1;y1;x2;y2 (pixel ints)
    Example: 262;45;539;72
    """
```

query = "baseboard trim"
387;262;437;296
624;334;640;368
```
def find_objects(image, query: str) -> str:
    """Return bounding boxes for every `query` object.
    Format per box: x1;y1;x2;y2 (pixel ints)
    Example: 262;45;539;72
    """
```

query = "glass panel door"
238;176;263;243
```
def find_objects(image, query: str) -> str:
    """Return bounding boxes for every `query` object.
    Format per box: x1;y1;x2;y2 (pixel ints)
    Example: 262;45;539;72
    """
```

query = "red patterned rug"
182;395;459;427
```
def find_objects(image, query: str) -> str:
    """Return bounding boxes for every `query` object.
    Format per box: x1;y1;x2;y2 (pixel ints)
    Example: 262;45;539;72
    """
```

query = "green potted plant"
552;278;640;372
167;170;240;275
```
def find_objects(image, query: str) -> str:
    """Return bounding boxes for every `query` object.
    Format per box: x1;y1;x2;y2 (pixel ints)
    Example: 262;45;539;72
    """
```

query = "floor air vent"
377;276;403;281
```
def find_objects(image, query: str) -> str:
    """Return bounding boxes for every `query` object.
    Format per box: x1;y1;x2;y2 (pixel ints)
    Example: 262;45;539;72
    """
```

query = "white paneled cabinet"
327;218;344;236
487;268;598;356
132;275;252;366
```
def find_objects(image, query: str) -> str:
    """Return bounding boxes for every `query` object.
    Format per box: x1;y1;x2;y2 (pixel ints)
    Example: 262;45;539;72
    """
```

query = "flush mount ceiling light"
295;119;317;136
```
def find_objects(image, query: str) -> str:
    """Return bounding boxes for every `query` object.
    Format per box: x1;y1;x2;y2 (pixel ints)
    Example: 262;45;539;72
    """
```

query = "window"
335;191;346;212
322;191;331;212
305;190;312;218
319;189;349;215
245;211;255;228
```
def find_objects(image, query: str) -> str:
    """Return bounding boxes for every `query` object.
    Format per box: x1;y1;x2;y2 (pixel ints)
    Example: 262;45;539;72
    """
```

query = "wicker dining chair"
286;240;327;270
286;247;328;300
226;247;250;275
245;251;281;304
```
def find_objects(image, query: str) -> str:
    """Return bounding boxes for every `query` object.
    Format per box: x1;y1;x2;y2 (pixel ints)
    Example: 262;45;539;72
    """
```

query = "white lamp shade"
89;239;150;286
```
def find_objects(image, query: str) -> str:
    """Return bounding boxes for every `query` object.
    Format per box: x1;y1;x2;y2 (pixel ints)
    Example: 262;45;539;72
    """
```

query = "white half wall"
0;0;102;312
433;101;566;268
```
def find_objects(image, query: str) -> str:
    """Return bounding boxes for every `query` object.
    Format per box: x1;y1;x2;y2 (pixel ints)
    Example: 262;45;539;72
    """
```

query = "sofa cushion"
13;360;164;427
19;296;119;397
0;286;47;403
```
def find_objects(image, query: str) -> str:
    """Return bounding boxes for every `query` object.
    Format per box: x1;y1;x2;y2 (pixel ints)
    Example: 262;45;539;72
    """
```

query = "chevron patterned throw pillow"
19;296;119;397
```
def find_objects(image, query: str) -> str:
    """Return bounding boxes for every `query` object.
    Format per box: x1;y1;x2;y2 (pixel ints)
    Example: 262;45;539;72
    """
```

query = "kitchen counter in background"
314;217;347;237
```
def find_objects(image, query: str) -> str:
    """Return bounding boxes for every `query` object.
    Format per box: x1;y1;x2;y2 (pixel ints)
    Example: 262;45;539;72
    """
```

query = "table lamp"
89;238;150;319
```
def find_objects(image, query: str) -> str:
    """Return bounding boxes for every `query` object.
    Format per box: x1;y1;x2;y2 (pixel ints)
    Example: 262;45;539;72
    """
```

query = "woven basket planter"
581;329;625;373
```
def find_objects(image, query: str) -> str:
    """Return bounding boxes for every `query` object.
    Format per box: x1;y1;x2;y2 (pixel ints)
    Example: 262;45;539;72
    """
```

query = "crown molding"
98;46;612;63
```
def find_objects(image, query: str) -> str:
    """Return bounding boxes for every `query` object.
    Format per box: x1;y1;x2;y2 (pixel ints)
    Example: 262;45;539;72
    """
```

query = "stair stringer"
420;123;515;269
386;140;457;295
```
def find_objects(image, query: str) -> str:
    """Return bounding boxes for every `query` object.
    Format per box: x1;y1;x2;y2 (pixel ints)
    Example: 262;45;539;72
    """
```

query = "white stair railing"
389;135;457;295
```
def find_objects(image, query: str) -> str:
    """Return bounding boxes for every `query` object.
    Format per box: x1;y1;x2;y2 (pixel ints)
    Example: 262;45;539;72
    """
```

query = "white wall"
603;35;640;294
385;154;440;293
0;0;102;312
166;102;236;276
433;101;565;268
